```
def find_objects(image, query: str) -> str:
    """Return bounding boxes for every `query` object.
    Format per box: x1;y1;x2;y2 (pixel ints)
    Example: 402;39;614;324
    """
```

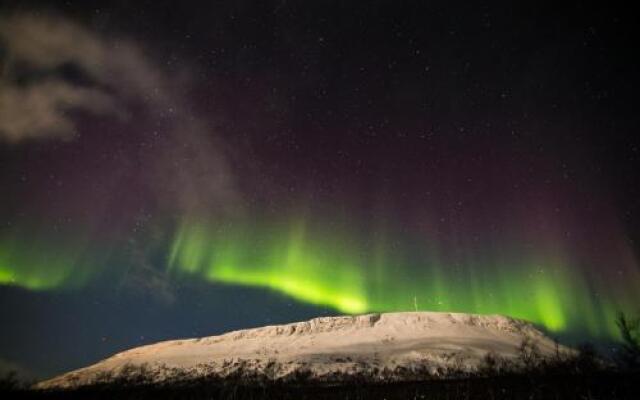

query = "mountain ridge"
37;312;569;388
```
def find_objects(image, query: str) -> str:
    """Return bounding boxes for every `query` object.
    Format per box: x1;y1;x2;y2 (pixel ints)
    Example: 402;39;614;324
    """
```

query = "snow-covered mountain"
38;312;569;388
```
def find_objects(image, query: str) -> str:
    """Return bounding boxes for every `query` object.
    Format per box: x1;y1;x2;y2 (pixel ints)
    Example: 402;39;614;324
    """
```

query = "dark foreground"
5;332;640;400
2;372;640;400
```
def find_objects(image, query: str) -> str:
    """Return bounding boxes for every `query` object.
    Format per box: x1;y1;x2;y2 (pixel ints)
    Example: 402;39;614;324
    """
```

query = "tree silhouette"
616;312;640;369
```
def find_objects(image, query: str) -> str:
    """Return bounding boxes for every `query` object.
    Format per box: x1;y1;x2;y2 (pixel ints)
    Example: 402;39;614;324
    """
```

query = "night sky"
1;0;639;379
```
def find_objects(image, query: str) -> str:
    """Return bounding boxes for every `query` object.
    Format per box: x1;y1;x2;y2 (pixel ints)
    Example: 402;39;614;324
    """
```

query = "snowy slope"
38;312;568;388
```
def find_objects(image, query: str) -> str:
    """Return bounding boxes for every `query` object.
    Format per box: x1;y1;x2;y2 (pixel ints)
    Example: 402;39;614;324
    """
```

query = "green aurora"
0;233;94;290
166;217;640;338
1;217;639;339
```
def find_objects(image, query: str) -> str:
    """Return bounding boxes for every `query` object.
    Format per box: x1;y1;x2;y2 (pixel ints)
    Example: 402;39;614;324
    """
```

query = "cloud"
118;238;177;305
0;12;240;215
0;14;111;141
0;13;168;142
0;80;117;142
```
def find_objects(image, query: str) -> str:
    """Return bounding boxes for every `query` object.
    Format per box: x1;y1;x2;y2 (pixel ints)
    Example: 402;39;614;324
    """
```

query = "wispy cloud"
0;12;240;215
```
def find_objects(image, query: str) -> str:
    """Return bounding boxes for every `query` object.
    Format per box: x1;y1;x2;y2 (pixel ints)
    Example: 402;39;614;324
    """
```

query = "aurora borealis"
1;0;640;379
168;205;638;337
